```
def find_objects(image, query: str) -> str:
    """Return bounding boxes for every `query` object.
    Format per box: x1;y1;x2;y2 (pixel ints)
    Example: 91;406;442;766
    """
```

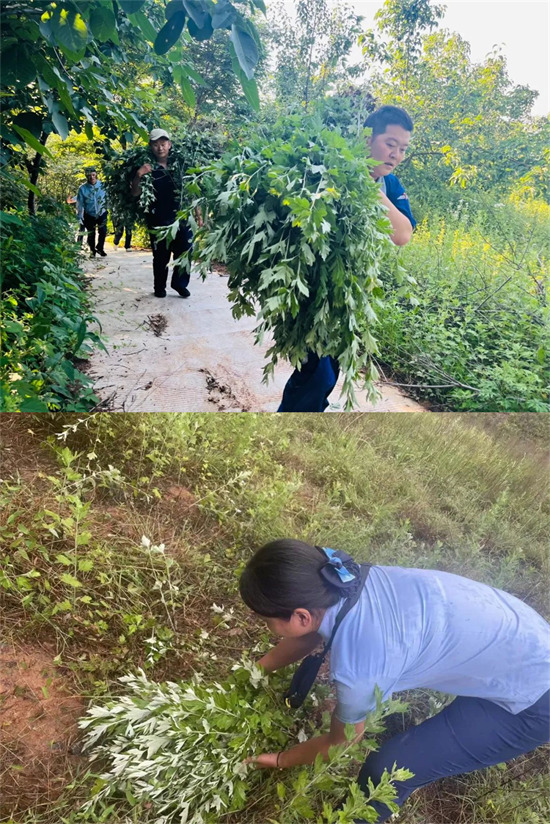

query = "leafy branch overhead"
0;0;265;171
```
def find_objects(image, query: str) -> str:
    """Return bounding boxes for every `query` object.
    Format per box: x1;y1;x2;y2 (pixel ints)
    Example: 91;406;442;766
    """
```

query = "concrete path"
86;244;425;413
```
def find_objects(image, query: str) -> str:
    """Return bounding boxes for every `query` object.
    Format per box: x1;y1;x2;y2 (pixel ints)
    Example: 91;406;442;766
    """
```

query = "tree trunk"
27;130;48;216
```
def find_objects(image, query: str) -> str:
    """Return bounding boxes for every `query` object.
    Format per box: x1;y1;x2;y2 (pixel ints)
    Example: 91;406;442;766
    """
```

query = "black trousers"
114;224;133;248
149;222;193;293
83;211;107;253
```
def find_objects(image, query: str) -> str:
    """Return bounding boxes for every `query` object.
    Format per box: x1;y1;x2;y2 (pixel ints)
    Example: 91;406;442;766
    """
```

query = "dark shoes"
154;289;166;298
97;250;107;257
171;284;190;298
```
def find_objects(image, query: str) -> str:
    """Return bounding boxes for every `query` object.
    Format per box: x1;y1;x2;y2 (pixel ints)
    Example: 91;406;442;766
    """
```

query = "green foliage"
377;197;549;411
262;0;364;110
0;209;105;411
2;414;549;823
0;460;191;675
102;131;222;228
79;664;410;824
1;0;264;214
192;114;415;409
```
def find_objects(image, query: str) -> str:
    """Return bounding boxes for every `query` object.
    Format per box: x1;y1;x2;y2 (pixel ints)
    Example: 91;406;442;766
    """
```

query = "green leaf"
154;11;186;55
0;46;36;87
187;15;214;41
118;0;147;12
182;0;209;28
0;211;24;227
12;112;43;139
229;43;259;110
56;554;73;566
173;67;197;107
78;559;94;572
49;8;91;53
90;4;119;44
17;398;50;412
12;125;53;158
17;177;42;197
212;0;236;30
52;110;69;140
230;24;259;80
165;0;185;19
60;573;82;588
75;320;87;352
128;11;158;43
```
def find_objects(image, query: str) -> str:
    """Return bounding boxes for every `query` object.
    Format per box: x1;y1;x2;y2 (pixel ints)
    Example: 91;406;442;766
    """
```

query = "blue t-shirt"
380;173;416;230
317;565;550;723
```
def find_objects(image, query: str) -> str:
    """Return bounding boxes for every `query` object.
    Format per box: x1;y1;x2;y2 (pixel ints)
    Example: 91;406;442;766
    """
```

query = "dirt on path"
86;244;426;413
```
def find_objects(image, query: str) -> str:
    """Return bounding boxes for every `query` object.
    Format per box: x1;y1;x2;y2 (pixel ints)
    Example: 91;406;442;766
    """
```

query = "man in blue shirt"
278;105;416;413
76;167;108;258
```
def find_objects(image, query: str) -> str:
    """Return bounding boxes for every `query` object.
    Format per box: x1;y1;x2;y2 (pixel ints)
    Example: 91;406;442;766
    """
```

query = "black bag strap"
320;562;371;661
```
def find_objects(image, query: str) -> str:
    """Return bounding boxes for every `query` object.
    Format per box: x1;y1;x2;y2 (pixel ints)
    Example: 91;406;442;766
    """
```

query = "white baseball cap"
149;128;170;142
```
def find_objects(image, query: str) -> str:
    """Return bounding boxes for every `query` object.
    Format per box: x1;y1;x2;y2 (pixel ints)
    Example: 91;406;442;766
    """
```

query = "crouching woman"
239;539;550;823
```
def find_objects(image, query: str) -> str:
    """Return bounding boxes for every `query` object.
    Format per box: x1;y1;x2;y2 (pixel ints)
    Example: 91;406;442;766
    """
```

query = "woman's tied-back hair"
364;105;414;137
239;539;342;620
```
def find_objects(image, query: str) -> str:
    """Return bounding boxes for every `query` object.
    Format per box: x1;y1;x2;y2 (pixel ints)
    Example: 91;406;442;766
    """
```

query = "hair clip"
318;547;361;594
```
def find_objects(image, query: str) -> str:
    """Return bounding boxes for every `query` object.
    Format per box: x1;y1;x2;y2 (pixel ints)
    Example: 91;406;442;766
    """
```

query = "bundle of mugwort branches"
79;661;411;824
102;131;221;230
187;114;416;409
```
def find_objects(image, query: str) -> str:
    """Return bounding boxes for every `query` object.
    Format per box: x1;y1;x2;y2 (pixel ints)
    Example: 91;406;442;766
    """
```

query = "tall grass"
378;196;549;411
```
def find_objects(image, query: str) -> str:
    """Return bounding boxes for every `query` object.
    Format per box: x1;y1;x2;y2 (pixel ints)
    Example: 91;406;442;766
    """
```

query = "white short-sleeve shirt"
317;566;550;724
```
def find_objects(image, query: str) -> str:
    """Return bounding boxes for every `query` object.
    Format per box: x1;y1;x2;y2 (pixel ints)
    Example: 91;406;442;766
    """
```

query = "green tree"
360;1;549;205
263;0;364;111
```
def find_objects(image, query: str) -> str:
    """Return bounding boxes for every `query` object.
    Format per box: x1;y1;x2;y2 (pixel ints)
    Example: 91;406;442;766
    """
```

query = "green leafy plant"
79;662;411;824
377;197;549;411
190;114;415;409
1;267;105;412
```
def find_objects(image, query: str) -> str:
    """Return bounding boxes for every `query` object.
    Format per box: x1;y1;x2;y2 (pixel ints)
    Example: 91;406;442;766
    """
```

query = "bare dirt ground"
0;642;84;817
85;244;426;413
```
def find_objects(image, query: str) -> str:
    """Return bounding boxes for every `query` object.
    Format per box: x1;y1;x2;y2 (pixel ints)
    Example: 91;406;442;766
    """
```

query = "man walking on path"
130;128;192;299
278;105;417;413
76;167;108;258
114;222;134;251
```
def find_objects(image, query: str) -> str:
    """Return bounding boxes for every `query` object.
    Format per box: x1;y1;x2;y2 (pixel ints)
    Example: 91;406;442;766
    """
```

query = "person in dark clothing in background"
130;128;192;298
113;221;134;251
278;106;416;413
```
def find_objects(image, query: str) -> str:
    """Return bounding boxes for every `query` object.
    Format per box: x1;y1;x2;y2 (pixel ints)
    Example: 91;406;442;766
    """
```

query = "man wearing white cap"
131;129;192;298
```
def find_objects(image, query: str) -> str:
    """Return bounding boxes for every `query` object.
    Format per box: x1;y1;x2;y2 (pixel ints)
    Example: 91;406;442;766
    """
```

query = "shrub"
79;663;411;824
377;197;549;411
0;210;104;411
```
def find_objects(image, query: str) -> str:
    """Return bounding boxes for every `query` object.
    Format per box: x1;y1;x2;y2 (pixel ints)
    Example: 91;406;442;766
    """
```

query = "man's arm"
131;163;153;198
257;632;322;673
379;190;413;246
